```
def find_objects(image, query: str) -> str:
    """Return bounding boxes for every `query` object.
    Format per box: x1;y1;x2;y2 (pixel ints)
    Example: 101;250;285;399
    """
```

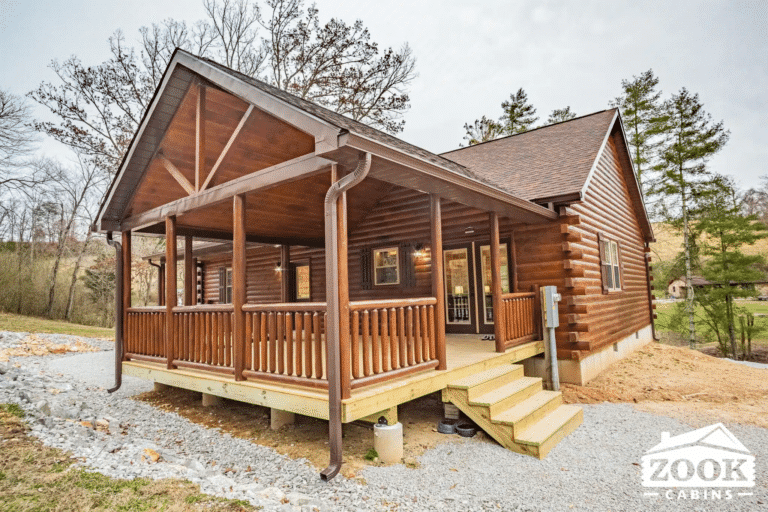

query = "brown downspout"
106;232;123;393
644;241;659;341
320;153;371;482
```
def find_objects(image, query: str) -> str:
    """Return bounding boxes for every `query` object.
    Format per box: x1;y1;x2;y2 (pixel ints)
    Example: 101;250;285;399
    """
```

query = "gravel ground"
1;330;766;511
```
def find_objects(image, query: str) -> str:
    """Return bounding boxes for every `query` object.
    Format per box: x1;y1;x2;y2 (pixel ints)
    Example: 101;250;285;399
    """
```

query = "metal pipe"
106;232;123;394
320;152;371;482
547;325;560;391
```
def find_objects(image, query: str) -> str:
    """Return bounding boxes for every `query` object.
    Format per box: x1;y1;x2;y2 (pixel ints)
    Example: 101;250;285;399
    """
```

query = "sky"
1;0;766;189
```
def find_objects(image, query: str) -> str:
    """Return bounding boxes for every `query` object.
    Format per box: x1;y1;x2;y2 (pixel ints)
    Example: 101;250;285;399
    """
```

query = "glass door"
444;247;474;332
478;243;510;331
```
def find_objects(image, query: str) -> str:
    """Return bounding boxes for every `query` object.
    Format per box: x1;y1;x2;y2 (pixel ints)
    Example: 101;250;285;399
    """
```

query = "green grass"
0;312;113;339
0;408;255;511
655;300;768;347
0;404;24;419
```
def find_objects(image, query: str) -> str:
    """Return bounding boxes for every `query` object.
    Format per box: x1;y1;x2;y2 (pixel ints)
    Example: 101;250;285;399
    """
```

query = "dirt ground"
0;333;100;362
562;342;768;429
135;389;471;479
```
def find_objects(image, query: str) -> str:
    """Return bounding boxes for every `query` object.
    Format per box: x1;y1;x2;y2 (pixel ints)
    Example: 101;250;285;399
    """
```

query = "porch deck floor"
122;335;544;423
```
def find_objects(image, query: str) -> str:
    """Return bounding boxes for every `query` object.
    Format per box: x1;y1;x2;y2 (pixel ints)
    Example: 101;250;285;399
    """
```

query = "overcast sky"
1;0;766;189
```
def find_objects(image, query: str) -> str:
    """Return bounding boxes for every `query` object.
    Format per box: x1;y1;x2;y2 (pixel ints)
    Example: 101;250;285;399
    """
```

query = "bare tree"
0;90;43;203
30;0;417;177
45;155;110;316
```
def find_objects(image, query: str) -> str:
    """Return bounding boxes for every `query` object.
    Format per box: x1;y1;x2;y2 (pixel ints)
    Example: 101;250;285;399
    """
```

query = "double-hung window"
600;236;622;292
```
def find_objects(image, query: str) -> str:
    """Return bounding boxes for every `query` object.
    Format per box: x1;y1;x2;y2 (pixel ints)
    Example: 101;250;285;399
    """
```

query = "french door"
443;241;511;335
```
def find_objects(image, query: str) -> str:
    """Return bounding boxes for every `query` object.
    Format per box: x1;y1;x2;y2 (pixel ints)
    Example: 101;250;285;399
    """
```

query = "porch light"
275;261;283;272
413;243;425;258
464;226;475;234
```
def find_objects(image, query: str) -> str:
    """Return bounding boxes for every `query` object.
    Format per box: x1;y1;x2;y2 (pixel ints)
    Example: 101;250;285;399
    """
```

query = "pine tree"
499;88;538;134
462;116;504;146
547;106;576;124
696;180;767;358
611;70;664;191
651;88;729;348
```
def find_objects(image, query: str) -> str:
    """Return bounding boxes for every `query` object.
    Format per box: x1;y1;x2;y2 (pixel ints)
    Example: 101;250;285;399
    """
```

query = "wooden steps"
443;364;582;459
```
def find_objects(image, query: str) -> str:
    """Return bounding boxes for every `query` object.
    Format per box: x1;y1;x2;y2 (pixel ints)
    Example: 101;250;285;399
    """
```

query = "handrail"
127;306;166;313
242;302;326;312
501;292;536;300
173;304;234;313
348;297;437;311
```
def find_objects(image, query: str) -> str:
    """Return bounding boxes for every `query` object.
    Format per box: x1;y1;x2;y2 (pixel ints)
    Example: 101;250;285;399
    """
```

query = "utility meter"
543;286;561;329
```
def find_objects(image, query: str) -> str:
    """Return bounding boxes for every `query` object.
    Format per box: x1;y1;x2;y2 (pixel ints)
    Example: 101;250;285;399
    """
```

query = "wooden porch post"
280;245;291;302
165;216;177;369
430;194;447;370
122;231;131;361
184;235;194;305
158;261;165;306
334;167;352;400
232;194;246;381
490;212;505;352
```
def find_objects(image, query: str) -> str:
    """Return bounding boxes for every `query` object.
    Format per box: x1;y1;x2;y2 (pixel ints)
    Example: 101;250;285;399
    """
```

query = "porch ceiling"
136;170;394;247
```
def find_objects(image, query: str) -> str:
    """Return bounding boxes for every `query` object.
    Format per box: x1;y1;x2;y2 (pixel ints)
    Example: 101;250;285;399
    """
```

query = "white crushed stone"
0;330;766;511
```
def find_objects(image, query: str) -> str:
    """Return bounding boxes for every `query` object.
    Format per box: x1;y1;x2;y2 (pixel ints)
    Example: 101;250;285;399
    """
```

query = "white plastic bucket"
373;422;403;464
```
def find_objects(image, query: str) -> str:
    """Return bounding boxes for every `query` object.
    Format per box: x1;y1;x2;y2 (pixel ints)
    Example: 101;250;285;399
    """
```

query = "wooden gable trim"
121;153;334;231
579;111;653;243
96;49;342;232
176;51;341;154
579;110;618;201
201;104;255;191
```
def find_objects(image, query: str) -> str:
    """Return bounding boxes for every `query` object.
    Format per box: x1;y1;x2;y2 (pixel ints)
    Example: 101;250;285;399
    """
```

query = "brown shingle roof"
440;109;618;203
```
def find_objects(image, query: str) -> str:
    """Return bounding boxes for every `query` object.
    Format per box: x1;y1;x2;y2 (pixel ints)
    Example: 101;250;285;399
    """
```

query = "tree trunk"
681;178;696;349
65;231;92;321
726;294;736;359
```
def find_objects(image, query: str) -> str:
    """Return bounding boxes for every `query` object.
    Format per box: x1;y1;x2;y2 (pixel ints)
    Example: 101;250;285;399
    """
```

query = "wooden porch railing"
172;304;235;375
347;297;439;390
500;290;541;347
125;306;166;363
123;297;444;393
241;303;328;389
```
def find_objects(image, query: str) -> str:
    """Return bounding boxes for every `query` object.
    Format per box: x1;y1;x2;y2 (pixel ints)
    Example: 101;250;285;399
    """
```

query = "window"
373;247;400;286
295;263;310;301
600;236;621;292
219;267;233;303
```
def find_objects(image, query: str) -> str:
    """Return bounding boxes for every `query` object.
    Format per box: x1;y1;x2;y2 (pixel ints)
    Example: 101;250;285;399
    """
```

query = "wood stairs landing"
443;364;583;459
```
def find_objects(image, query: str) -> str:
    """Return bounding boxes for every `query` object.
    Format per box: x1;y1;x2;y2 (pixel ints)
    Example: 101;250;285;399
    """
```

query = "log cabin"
94;49;655;479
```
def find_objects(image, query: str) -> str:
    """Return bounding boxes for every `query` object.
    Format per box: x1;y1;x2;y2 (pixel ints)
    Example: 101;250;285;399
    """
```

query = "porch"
121;330;545;423
122;291;543;408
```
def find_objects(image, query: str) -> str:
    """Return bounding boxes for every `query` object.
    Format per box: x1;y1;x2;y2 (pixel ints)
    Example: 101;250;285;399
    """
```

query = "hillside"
650;222;768;262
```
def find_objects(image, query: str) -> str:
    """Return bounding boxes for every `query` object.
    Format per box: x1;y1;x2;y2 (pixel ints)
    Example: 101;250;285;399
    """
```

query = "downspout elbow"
106;232;123;393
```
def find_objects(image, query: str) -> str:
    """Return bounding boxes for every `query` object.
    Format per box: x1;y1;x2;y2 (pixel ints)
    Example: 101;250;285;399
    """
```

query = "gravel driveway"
1;331;766;511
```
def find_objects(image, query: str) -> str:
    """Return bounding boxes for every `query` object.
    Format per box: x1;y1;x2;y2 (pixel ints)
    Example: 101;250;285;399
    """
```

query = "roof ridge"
440;108;616;156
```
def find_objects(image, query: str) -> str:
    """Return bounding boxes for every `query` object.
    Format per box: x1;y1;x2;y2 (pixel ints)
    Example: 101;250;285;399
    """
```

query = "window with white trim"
373;247;400;286
600;237;621;292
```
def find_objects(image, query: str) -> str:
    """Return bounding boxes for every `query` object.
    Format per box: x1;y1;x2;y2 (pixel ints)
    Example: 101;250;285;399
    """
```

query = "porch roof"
94;50;558;242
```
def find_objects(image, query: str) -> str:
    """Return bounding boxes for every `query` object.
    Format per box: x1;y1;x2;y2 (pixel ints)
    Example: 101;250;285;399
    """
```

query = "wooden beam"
490;212;505;352
158;262;165;306
184;236;194;306
165;216;177;369
121;154;334;231
430;194;447;371
232;195;246;381
335;166;352;400
280;245;291;302
122;231;132;361
158;154;195;195
201;105;254;191
137;224;325;248
196;84;206;191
